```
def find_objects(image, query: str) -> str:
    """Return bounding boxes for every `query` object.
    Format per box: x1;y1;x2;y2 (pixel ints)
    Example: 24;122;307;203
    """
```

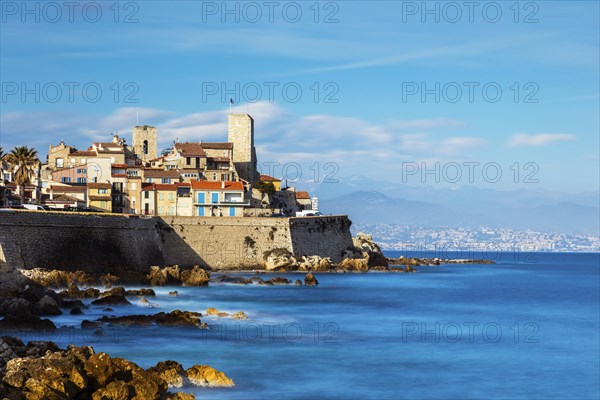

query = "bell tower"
132;125;157;163
228;113;257;183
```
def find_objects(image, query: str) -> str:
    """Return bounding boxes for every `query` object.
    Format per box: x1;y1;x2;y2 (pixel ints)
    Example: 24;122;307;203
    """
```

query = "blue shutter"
229;207;235;216
197;192;205;203
212;193;219;203
198;207;204;216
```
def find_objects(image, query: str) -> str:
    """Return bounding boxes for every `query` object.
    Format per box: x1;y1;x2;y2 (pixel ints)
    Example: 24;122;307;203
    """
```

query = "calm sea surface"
12;252;600;399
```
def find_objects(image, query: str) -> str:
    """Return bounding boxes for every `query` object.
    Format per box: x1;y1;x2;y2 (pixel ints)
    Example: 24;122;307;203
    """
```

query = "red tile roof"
296;191;310;200
142;182;190;191
71;151;96;156
201;142;233;150
89;195;111;201
87;183;111;189
112;164;128;168
175;142;206;157
143;169;180;178
260;174;281;182
50;185;86;192
208;157;230;163
190;180;244;191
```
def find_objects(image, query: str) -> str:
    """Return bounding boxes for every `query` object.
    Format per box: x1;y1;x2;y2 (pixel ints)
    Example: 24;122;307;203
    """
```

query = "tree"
253;180;276;196
6;146;39;204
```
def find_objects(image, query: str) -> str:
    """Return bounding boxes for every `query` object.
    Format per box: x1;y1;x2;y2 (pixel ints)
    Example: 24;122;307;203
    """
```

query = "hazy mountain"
315;182;599;234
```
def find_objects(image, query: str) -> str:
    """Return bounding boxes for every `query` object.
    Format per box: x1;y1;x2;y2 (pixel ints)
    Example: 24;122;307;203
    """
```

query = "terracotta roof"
141;182;190;192
201;142;233;150
45;194;81;202
190;180;244;191
174;142;206;157
143;169;180;178
260;174;281;182
71;151;96;156
111;174;127;178
149;156;165;162
87;183;111;189
296;191;310;200
112;164;128;168
89;195;111;201
97;149;124;154
50;185;86;192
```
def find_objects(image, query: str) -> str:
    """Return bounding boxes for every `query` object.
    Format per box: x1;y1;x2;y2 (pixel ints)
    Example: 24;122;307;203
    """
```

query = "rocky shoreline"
0;336;233;399
0;233;494;398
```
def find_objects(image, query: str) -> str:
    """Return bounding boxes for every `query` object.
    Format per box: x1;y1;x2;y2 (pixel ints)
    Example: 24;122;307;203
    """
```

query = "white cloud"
1;102;485;179
508;133;576;147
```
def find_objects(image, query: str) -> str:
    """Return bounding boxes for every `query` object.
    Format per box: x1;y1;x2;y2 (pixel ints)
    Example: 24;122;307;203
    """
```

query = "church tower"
228;113;257;183
132;125;157;163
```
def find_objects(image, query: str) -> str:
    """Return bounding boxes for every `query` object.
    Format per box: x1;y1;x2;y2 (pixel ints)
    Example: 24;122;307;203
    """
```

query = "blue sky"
1;0;598;192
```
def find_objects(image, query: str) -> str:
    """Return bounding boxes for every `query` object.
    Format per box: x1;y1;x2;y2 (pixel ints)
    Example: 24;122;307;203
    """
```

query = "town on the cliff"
0;113;316;217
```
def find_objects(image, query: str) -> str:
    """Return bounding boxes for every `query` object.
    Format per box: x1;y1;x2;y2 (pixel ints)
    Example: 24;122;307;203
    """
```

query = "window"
159;193;164;201
186;157;191;165
229;207;235;217
56;158;64;168
158;206;164;214
61;177;71;183
76;177;86;183
197;192;205;203
168;206;174;215
71;158;76;164
143;140;148;155
212;173;217;180
144;191;149;199
99;189;108;194
162;178;171;184
168;193;174;201
131;183;137;190
81;158;86;164
211;192;219;204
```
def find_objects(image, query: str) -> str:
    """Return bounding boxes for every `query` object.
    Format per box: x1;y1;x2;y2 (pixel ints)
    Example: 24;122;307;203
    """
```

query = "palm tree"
6;146;39;204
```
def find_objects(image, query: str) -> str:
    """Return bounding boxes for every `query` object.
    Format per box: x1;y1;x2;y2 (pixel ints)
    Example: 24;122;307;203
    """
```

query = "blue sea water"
10;252;600;399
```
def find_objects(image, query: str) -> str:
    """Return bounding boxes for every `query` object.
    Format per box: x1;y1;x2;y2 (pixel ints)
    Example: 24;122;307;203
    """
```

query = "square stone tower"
132;125;158;163
228;113;257;183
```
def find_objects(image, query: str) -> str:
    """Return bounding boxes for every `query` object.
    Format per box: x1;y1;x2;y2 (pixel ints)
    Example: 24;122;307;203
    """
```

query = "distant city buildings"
354;224;600;253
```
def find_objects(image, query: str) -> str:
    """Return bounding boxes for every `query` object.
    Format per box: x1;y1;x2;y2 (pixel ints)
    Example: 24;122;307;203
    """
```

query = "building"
140;182;192;216
191;180;246;216
296;191;312;210
132;125;158;163
228;113;257;184
87;182;112;212
143;168;180;184
259;174;282;191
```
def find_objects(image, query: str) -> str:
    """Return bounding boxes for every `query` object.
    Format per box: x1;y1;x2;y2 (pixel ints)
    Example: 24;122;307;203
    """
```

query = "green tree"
6;146;39;204
253;180;276;196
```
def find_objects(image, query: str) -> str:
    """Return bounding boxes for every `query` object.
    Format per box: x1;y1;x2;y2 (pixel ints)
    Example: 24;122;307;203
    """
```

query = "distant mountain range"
304;176;599;235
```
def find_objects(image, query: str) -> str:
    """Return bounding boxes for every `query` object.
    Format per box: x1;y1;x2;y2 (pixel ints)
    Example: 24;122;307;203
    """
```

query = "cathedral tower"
228;113;257;183
132;125;157;163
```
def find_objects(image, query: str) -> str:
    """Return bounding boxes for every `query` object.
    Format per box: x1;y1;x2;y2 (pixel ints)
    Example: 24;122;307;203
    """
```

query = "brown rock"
92;379;130;400
148;361;186;388
231;311;248;320
186;365;234;388
304;272;319;286
91;294;131;306
180;266;210;286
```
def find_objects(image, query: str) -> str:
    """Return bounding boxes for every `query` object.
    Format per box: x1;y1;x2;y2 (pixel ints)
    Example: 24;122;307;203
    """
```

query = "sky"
1;0;598;193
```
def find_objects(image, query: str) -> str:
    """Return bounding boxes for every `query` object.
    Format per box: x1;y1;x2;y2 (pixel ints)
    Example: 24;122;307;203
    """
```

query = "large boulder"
147;361;186;388
263;249;299;271
186;365;234;388
147;266;182;286
91;294;131;306
352;233;388;268
180;267;210;287
304;272;319;286
337;258;369;272
37;295;61;315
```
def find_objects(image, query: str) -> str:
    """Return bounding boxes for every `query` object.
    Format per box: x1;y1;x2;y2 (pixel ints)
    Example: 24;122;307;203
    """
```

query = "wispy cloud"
508;133;577;147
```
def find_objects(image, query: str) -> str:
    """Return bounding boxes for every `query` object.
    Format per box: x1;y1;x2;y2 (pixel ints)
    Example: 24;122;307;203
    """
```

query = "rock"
186;365;234;388
140;297;150;305
82;320;102;329
337;258;369;272
180;266;210;286
100;274;119;289
92;379;130;400
91;294;131;306
62;299;85;309
212;276;253;285
206;308;221;316
147;266;182;286
266;277;291;285
37;295;61;315
168;291;179;297
0;298;40;318
97;310;203;329
231;311;248;320
60;284;100;300
304;272;319;286
294;279;302;286
126;288;156;296
148;361;186;388
163;393;196;400
70;307;84;315
0;315;56;331
19;268;96;288
263;248;299;271
24;341;61;357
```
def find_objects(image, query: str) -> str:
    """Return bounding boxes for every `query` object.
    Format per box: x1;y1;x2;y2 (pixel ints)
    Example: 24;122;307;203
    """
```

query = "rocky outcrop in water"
186;365;235;388
304;272;319;286
387;256;496;266
0;337;203;400
147;266;210;286
94;310;205;329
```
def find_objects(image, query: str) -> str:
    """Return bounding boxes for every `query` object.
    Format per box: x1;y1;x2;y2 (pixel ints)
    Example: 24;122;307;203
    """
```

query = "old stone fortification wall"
0;212;353;272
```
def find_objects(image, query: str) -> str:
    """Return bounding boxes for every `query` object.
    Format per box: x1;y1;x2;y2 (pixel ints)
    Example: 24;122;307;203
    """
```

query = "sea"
9;251;600;399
